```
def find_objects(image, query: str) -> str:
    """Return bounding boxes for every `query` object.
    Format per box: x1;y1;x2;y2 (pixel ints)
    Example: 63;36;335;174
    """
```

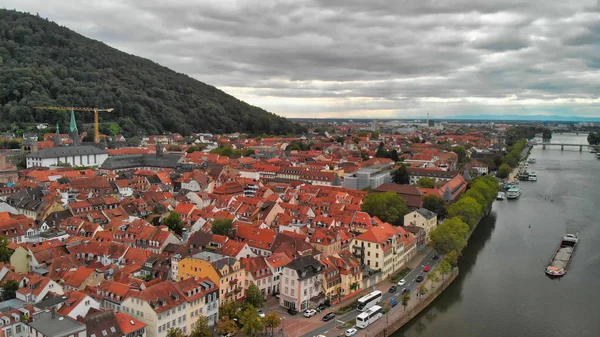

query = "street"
293;248;441;337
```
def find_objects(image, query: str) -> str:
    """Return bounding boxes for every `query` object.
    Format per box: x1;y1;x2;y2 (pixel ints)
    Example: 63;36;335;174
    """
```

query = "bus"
356;305;383;328
356;290;382;311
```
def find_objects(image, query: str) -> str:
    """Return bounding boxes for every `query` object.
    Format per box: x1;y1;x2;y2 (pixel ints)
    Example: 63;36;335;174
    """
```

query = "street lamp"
281;317;285;337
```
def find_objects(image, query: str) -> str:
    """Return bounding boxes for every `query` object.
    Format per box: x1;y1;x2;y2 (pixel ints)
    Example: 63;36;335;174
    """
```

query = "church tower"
69;109;80;146
54;122;62;147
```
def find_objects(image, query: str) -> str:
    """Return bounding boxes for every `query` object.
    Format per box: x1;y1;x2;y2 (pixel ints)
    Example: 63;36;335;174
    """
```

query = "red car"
423;266;430;272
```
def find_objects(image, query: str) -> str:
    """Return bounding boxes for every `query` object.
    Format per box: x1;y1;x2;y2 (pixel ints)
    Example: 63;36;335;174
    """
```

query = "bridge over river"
535;142;595;151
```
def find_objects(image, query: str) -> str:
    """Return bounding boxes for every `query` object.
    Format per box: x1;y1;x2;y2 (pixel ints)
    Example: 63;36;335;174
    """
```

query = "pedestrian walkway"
281;318;326;337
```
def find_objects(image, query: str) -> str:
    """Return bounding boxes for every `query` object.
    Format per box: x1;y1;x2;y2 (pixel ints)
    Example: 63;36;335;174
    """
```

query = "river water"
393;134;600;337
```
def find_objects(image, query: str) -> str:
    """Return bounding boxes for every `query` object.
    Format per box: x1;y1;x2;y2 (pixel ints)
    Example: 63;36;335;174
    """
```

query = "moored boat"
496;192;505;200
506;187;521;199
546;234;578;277
528;171;538;182
527;158;536;164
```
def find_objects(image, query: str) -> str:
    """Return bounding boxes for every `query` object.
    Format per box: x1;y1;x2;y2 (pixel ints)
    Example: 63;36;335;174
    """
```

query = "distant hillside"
0;9;304;137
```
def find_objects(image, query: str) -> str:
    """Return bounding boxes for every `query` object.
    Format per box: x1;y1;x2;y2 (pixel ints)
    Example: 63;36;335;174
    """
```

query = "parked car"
401;288;411;295
433;254;439;260
423;266;430;272
388;285;397;293
287;308;298;315
345;328;358;337
316;304;326;312
258;310;265;319
232;318;242;328
397;279;406;286
303;309;317;318
389;299;398;307
220;332;235;337
322;312;336;322
416;275;424;282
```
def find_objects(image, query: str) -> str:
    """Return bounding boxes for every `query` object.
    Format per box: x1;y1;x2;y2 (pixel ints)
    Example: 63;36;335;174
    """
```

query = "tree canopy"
189;317;211;337
392;165;410;184
245;283;265;308
239;306;264;337
162;212;184;235
0;236;14;263
447;197;483;229
1;280;19;300
417;177;435;188
422;194;446;218
0;9;305;137
430;217;469;255
361;192;409;225
497;164;512;179
217;319;237;336
211;218;234;238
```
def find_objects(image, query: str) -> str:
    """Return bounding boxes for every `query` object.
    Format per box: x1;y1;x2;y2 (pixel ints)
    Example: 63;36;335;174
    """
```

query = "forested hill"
0;9;304;137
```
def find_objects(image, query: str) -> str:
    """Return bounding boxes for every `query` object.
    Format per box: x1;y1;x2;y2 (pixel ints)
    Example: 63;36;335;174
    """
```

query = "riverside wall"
368;270;459;337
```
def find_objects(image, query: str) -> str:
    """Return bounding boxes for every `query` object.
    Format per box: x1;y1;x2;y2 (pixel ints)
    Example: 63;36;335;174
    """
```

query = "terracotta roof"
115;312;147;335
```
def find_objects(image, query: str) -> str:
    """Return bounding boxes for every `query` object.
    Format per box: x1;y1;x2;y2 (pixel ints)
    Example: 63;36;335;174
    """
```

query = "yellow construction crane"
34;106;115;143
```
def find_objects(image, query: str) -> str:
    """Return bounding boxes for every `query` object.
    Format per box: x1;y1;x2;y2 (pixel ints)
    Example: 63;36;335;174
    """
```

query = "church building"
26;110;109;168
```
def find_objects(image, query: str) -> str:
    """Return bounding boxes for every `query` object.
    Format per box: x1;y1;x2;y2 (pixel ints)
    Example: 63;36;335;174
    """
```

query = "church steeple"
69;109;80;146
69;109;78;132
54;122;62;147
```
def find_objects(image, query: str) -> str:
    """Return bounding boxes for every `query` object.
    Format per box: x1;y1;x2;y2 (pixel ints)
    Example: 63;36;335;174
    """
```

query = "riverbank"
508;145;532;183
364;183;499;337
361;270;458;337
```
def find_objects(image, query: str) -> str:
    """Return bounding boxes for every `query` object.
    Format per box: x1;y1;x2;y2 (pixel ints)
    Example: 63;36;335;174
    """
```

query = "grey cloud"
5;0;600;118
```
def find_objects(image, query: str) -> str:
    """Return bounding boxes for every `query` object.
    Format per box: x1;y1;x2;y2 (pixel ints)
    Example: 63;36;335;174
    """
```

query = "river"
393;134;600;337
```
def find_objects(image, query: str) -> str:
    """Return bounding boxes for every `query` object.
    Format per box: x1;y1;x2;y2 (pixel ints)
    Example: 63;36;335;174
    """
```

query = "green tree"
430;217;469;255
239;306;264;337
443;250;460;267
0;236;14;263
167;145;182;151
219;300;242;320
211;218;234;238
464;189;487;210
452;146;467;163
422;195;446;218
436;260;452;280
166;328;185;337
361;192;409;225
428;270;440;288
245;283;265;308
418;283;428;297
392;165;410;184
263;313;281;336
162;212;184;235
189;316;211;337
400;292;410;311
470;179;497;207
447;197;483;229
1;280;19;300
216;319;238;336
417;177;435;188
497;163;511;179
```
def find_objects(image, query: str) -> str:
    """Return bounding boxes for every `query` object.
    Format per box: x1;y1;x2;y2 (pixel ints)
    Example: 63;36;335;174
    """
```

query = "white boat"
528;171;538;182
496;192;505;200
506;187;521;199
527;158;536;164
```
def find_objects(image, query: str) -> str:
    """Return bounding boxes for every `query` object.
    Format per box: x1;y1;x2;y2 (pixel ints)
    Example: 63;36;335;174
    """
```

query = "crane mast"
34;106;115;143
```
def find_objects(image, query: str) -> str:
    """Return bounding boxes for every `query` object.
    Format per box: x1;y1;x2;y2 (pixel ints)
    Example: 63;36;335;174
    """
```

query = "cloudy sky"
6;0;600;119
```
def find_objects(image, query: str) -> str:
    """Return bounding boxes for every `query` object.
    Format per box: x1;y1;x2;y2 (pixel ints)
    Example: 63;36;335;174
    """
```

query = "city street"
287;248;441;337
